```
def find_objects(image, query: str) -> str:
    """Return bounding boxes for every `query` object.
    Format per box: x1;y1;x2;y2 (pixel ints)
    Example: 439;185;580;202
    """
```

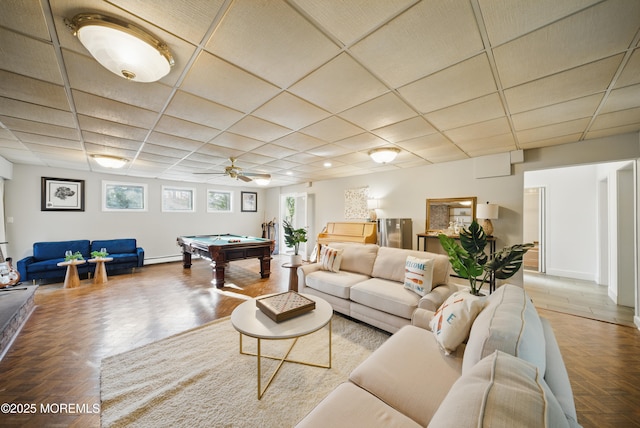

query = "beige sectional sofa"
296;284;581;427
297;242;459;333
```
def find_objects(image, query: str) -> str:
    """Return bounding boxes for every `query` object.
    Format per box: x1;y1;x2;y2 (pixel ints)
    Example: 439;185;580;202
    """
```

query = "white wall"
4;132;640;291
525;164;599;280
5;165;268;262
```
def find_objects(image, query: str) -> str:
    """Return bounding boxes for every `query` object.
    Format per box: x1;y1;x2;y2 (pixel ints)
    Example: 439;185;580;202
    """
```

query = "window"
102;181;148;212
162;186;195;212
207;190;232;213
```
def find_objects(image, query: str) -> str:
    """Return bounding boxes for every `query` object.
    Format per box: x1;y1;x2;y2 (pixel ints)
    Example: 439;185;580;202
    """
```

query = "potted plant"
283;218;307;265
438;220;533;296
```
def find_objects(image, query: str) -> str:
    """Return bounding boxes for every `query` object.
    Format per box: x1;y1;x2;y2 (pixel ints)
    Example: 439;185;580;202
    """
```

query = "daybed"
297;242;458;333
296;284;581;427
17;238;144;283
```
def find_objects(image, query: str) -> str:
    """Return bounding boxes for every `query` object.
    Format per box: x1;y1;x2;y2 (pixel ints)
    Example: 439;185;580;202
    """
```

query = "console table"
417;233;497;292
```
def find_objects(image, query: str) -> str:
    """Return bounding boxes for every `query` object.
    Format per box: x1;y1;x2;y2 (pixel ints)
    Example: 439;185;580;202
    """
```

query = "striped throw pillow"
320;246;343;273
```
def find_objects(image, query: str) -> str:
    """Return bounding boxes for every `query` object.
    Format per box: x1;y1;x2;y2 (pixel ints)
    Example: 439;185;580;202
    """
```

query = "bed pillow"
404;256;434;296
429;290;485;355
320;246;343;273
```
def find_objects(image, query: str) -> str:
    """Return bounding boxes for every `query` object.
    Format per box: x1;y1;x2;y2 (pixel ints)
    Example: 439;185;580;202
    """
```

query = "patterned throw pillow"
429;290;485;355
403;256;434;296
320;246;343;272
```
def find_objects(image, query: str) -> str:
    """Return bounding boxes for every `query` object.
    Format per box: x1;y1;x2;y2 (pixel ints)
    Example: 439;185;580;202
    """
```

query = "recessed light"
286;171;293;175
324;162;332;167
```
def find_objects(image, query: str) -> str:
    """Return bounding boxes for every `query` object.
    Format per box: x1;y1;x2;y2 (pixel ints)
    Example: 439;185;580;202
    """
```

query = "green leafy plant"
64;251;84;261
438;220;534;295
282;218;307;255
91;250;109;258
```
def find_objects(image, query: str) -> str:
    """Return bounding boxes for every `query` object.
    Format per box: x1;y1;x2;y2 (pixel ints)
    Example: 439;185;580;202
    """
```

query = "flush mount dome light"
369;147;400;164
91;154;129;168
66;13;174;82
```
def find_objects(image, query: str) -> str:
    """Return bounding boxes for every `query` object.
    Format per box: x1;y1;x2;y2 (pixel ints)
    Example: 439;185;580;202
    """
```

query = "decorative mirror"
425;197;477;233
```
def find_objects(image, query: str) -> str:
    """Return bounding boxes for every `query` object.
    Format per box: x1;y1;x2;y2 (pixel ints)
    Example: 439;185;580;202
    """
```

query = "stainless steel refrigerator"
378;218;413;249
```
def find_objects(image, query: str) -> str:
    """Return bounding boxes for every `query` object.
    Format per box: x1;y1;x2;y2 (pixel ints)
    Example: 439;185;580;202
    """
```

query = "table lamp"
476;202;499;236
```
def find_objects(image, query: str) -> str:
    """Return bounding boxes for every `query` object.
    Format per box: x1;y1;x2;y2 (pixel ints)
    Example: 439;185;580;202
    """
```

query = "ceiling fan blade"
238;175;252;182
193;172;226;175
242;173;271;179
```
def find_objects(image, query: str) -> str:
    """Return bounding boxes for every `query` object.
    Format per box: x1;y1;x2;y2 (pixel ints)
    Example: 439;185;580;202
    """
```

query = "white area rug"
101;314;390;427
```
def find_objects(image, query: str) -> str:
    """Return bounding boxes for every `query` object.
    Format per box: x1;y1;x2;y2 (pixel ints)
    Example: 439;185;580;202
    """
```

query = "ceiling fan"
194;157;271;183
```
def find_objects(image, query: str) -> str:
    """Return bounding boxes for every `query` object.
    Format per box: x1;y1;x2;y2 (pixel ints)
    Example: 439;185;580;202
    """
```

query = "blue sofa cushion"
33;240;90;261
91;239;136;255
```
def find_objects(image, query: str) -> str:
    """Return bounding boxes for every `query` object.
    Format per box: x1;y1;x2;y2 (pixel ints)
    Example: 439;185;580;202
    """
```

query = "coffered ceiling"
1;0;639;187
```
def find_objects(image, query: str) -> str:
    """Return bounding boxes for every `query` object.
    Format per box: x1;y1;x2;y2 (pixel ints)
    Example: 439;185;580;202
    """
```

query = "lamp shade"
367;199;380;209
476;203;499;219
67;14;174;82
369;148;400;163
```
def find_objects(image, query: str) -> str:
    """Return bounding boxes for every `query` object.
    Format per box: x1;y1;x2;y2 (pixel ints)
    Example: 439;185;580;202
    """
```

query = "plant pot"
290;254;303;266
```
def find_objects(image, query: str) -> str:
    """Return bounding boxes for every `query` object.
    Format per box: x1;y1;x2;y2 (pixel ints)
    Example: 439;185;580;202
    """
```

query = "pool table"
177;234;275;287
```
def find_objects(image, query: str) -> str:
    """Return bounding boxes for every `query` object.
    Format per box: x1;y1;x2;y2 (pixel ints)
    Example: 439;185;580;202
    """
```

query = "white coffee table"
231;293;333;399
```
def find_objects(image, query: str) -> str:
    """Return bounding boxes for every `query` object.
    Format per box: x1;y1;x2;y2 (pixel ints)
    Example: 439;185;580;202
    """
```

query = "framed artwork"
241;191;257;212
102;181;148;212
41;177;85;211
162;186;195;212
207;190;232;213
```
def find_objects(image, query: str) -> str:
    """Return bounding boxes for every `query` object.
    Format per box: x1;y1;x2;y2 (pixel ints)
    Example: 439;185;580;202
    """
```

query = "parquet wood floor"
0;255;638;427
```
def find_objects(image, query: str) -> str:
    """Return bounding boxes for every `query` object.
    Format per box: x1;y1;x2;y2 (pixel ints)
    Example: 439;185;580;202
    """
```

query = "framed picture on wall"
41;177;85;211
241;191;257;212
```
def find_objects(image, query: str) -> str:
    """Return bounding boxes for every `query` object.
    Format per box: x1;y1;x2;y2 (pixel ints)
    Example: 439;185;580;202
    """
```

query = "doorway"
523;187;545;273
523;161;637;325
280;192;308;260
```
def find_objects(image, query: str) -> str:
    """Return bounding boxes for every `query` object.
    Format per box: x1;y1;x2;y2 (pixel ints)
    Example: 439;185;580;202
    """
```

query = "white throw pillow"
429;290;485;355
403;256;434;296
320;246;343;273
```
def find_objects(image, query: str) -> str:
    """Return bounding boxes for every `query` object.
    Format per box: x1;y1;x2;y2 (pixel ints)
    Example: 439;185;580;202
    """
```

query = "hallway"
524;271;636;328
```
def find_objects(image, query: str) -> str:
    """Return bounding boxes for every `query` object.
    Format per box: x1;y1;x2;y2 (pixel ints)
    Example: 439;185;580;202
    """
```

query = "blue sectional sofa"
17;238;144;284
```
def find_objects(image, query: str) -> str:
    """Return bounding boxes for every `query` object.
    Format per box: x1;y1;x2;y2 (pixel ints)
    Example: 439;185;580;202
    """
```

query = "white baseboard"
545;268;595;282
634;315;640;330
144;255;183;265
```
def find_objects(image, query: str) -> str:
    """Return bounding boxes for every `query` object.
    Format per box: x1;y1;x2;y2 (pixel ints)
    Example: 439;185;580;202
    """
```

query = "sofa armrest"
297;263;322;292
418;283;460;311
17;256;35;280
136;247;145;267
540;317;579;425
411;308;435;330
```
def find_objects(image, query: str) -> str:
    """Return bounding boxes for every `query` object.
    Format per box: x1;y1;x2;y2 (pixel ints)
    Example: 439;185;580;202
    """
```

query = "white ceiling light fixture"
254;176;271;186
91;154;129;169
65;13;174;83
369;148;400;164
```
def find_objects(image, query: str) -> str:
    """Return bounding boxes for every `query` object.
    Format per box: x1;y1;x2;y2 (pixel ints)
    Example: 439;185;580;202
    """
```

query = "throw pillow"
429;350;570;428
429;290;485;355
320;246;343;273
403;256;434;296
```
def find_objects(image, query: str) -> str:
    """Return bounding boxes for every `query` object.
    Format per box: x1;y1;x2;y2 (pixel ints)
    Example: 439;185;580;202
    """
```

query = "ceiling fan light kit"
65;13;174;82
369;147;401;164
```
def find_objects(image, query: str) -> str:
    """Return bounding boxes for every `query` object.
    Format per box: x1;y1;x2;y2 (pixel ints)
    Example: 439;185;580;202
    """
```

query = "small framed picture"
41;177;85;211
241;191;257;212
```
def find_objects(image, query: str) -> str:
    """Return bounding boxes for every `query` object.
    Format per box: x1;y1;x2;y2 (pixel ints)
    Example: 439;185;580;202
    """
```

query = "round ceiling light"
368;147;401;164
66;13;174;82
